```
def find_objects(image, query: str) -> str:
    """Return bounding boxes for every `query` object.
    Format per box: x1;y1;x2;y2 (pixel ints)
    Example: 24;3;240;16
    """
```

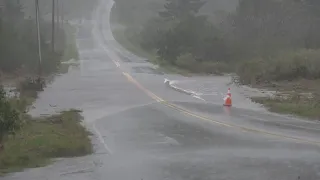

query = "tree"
0;0;63;74
159;0;207;21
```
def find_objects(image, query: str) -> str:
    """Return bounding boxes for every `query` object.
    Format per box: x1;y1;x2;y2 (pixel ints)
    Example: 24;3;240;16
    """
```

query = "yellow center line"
121;71;320;146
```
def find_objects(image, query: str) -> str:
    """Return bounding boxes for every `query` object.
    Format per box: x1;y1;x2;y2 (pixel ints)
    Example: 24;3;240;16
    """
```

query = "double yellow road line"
122;72;320;146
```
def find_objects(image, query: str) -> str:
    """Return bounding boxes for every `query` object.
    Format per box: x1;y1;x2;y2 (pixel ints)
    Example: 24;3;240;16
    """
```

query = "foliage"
111;0;320;82
252;94;320;120
112;0;238;25
236;49;320;85
136;0;231;70
159;0;206;20
0;110;92;174
0;87;21;144
0;0;64;75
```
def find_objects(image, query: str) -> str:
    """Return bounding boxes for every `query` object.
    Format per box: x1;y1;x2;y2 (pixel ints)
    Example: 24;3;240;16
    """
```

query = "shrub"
236;49;320;85
200;61;230;75
0;87;21;145
175;53;198;70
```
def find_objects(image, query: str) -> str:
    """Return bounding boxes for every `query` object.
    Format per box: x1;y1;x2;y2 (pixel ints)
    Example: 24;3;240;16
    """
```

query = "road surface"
4;0;320;179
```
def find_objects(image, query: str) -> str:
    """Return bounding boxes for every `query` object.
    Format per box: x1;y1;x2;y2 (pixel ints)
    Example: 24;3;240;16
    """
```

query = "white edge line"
89;102;158;155
93;123;113;154
192;95;206;101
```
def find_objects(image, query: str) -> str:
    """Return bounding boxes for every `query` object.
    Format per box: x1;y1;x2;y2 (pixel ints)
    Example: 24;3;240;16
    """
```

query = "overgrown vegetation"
0;88;21;148
0;84;92;175
253;96;320;119
0;0;93;79
0;0;61;77
0;0;96;175
0;108;92;175
0;67;93;174
111;0;320;119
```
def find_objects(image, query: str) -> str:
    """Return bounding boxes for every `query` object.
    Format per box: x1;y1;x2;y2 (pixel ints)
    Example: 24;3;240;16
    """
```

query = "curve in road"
4;0;320;180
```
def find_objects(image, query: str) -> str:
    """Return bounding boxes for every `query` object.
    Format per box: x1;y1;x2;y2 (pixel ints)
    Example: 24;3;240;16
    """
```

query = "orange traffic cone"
223;95;232;106
223;88;232;106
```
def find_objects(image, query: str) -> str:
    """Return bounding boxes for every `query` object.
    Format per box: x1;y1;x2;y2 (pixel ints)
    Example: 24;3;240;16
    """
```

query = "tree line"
0;0;99;75
0;0;64;75
21;0;98;20
0;0;98;150
114;0;320;85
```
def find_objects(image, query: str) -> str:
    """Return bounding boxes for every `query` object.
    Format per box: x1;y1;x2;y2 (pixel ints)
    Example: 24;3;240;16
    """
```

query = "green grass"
0;109;92;175
252;96;320;120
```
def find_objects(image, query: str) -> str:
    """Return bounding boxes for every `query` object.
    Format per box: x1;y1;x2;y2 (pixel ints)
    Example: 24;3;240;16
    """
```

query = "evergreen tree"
159;0;206;20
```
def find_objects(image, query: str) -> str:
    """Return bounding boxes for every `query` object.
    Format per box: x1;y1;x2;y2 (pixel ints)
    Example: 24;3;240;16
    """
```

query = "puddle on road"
132;66;164;75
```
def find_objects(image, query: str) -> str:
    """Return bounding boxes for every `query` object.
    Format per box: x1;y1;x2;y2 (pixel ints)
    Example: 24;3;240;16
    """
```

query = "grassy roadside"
249;80;320;120
0;109;92;175
0;86;93;175
252;96;320;119
0;24;93;175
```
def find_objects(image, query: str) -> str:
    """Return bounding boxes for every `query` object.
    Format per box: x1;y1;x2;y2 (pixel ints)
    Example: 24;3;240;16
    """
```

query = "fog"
21;0;98;20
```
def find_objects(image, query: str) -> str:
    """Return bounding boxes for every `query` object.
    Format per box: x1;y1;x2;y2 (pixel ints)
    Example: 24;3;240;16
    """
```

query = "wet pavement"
3;0;320;179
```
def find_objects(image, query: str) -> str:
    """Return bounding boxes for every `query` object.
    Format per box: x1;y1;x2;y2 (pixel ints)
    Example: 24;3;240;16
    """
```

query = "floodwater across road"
4;0;320;179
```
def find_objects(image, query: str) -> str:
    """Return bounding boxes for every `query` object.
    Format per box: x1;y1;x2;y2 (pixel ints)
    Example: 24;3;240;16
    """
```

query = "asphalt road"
4;0;320;179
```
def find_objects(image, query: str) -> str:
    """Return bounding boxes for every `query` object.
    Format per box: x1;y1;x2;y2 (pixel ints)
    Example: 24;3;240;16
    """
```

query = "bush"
0;87;21;145
0;110;92;174
272;49;320;80
175;53;198;70
236;58;269;85
175;53;230;74
200;61;230;75
252;93;320;120
0;5;65;75
237;49;320;85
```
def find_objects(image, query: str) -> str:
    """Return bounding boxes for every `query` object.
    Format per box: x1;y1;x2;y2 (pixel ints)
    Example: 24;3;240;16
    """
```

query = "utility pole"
35;0;42;89
61;0;64;26
56;0;60;51
51;0;55;52
56;0;60;31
